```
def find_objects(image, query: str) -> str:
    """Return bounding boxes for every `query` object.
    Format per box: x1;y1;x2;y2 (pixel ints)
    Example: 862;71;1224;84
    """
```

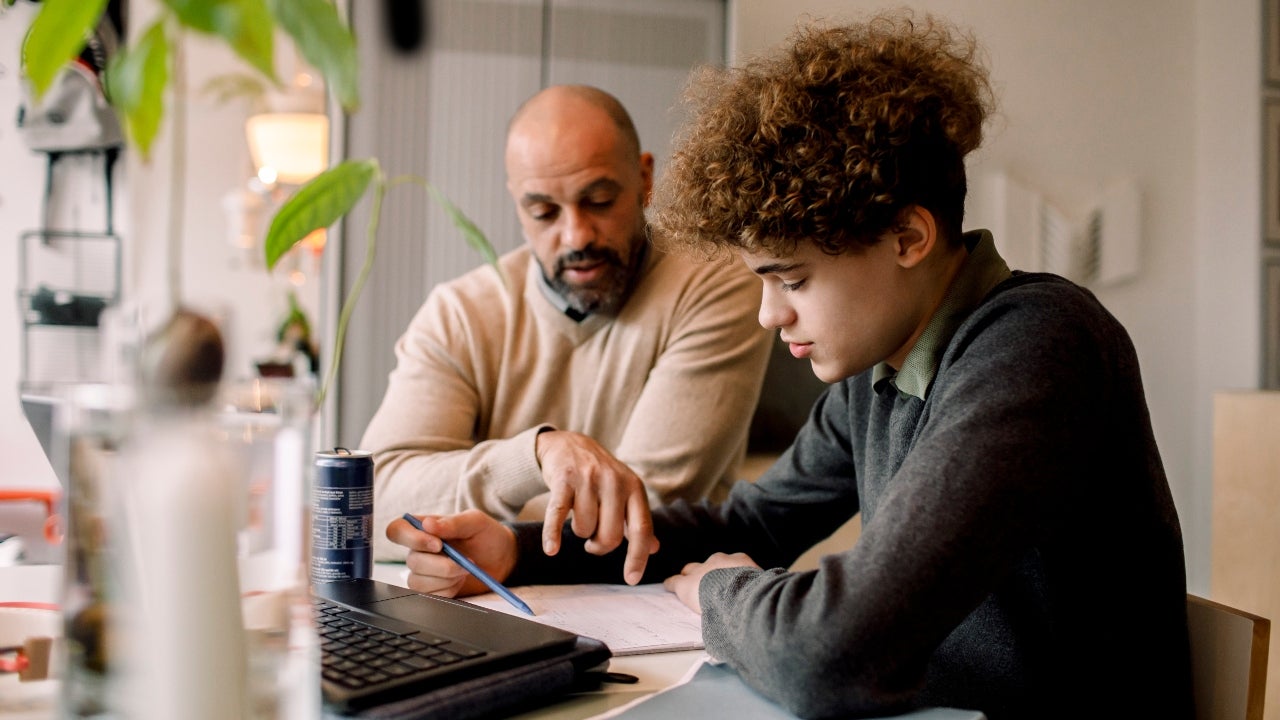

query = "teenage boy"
387;13;1192;719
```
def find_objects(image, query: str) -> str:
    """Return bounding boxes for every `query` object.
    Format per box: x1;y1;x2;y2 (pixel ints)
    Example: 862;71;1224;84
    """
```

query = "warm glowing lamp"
245;112;329;185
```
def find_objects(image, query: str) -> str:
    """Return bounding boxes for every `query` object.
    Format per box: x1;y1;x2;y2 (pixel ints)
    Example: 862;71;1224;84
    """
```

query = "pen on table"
400;512;535;616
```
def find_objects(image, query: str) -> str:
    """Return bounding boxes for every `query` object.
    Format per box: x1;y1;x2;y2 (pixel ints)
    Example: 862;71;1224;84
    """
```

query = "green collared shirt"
872;229;1012;400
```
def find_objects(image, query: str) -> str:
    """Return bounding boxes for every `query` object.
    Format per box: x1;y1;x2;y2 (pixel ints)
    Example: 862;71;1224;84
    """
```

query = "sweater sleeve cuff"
698;566;771;660
699;565;758;607
489;424;557;511
505;521;549;587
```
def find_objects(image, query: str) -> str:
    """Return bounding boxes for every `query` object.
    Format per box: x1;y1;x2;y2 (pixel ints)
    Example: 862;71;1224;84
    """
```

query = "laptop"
312;577;595;712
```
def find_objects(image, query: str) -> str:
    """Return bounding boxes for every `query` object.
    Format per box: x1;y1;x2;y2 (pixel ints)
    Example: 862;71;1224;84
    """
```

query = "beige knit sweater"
362;244;772;560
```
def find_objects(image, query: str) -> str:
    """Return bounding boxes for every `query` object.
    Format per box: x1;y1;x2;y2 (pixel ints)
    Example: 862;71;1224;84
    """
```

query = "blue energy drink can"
311;448;373;582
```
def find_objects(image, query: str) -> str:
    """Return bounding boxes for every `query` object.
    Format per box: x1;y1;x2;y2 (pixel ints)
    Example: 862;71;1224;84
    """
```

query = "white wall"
1192;0;1262;593
730;0;1259;592
0;2;59;488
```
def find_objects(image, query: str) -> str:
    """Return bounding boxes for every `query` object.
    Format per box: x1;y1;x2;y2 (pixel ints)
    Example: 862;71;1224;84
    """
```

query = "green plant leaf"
201;71;269;110
162;0;276;80
266;0;360;113
105;20;170;158
265;159;379;270
426;184;502;271
21;0;109;99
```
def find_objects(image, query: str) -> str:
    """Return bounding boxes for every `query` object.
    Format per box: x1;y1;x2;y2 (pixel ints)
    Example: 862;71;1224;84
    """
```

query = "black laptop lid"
313;578;581;711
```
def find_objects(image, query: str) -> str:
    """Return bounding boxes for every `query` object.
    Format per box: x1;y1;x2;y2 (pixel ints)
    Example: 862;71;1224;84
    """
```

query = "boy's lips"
788;341;813;359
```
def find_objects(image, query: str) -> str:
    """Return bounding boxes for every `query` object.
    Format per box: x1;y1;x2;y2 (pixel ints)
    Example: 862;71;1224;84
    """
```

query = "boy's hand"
663;552;760;613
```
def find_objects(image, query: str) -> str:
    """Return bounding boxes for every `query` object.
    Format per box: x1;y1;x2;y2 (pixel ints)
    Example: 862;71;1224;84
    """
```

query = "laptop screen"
20;393;58;474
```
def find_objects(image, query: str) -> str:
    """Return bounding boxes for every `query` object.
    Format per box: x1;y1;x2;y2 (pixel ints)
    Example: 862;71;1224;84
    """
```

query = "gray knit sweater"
508;270;1192;720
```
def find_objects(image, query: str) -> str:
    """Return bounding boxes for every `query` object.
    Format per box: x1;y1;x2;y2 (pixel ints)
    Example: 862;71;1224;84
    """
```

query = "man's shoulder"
435;246;531;300
620;249;760;328
643;246;757;292
410;247;532;338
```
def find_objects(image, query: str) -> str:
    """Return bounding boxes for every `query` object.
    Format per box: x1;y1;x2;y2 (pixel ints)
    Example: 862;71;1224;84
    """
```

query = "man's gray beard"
551;230;647;317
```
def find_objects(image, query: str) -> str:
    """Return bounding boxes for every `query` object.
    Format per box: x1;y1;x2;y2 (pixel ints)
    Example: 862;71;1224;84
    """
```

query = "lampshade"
245;112;329;185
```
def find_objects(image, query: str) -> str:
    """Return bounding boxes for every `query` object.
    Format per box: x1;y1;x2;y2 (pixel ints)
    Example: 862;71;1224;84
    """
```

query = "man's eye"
584;196;616;210
529;206;558;222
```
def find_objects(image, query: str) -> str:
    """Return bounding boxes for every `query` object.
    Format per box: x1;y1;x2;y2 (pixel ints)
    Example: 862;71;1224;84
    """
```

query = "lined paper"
467;583;703;656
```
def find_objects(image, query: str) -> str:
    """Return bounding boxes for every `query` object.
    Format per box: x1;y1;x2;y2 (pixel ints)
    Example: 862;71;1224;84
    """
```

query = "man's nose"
561;208;596;250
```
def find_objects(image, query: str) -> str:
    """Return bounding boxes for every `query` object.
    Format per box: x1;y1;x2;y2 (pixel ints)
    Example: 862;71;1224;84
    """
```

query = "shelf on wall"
16;229;122;389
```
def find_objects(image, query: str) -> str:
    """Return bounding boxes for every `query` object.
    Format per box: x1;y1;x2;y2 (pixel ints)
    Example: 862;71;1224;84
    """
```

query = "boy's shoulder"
968;270;1136;355
985;271;1111;317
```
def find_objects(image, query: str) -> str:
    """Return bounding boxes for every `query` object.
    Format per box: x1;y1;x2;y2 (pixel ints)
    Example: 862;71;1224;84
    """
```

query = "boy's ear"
893;206;938;269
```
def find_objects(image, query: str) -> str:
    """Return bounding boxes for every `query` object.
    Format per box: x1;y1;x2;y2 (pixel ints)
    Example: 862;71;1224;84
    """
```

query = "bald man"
362;85;772;572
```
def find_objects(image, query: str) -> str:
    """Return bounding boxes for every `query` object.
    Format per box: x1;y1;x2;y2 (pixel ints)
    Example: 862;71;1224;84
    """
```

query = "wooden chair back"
1188;593;1270;720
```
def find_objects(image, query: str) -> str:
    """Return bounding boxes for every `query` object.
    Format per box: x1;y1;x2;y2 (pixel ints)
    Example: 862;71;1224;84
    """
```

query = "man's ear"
894;206;938;269
639;152;655;206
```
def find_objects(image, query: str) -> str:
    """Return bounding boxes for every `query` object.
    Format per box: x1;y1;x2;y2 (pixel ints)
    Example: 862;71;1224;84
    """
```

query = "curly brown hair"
652;10;995;260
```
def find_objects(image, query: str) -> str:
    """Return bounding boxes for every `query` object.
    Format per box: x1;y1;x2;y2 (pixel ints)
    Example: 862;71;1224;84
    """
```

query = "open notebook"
313;578;609;715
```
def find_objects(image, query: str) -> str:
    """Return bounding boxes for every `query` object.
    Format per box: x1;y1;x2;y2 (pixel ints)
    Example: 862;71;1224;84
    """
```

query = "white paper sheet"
466;583;704;656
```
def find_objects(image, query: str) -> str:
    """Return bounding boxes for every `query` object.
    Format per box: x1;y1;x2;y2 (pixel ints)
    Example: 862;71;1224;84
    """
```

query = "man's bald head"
506;85;642;164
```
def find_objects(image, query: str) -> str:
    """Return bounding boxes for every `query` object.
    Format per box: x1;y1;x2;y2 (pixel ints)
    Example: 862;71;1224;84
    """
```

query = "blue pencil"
401;512;535;616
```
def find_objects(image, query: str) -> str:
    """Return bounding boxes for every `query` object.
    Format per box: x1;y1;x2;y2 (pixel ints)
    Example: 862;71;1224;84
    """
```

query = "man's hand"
387;510;517;597
662;552;760;614
535;430;659;585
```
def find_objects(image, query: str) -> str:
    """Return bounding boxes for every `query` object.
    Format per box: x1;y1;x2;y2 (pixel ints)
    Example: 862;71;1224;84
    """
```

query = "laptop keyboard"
313;596;488;695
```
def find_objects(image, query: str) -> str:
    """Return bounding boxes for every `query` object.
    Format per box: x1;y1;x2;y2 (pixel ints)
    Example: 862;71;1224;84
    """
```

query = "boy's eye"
780;279;806;292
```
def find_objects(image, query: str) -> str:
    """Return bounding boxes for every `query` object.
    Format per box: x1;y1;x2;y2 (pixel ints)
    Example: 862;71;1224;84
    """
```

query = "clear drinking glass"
54;376;321;720
217;376;320;719
53;382;134;718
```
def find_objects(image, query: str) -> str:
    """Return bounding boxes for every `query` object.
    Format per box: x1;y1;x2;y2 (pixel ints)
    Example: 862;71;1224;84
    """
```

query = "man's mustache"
554;247;624;277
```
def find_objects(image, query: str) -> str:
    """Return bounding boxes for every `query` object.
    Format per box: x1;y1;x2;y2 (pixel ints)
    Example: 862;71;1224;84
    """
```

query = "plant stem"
316;173;387;409
167;28;186;310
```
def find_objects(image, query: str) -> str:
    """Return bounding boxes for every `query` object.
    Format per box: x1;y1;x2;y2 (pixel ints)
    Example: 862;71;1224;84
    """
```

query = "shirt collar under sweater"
872;229;1012;400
